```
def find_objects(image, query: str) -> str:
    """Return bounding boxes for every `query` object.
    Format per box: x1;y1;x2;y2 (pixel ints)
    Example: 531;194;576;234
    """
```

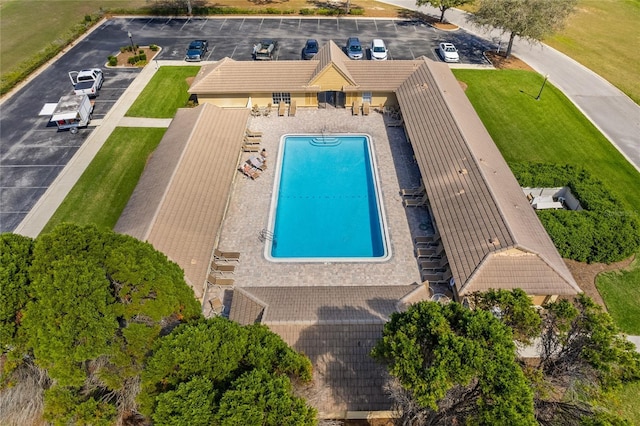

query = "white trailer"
49;94;94;134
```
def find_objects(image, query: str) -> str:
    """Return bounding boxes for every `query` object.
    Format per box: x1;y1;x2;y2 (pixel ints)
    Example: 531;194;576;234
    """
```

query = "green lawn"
596;254;640;335
43;127;165;233
452;69;640;214
125;67;200;118
606;381;640;425
545;0;640;105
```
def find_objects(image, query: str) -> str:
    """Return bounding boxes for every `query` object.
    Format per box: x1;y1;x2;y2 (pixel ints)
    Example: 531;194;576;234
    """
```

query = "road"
379;1;640;172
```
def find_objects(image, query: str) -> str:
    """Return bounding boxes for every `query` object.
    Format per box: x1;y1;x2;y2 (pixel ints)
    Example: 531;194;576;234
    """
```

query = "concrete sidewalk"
380;1;640;172
14;61;182;238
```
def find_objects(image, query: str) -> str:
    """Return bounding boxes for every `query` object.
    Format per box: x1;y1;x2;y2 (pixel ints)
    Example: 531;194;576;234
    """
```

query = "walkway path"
13;61;184;237
380;1;640;172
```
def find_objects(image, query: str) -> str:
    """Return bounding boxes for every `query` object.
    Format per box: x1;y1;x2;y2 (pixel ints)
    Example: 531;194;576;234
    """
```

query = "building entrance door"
318;91;346;108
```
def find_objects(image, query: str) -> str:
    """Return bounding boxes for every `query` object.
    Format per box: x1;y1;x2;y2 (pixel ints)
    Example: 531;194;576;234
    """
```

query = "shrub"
108;56;117;66
349;8;365;15
138;53;147;62
511;163;640;263
300;8;316;15
128;56;138;65
149;44;159;51
138;49;145;55
120;46;127;53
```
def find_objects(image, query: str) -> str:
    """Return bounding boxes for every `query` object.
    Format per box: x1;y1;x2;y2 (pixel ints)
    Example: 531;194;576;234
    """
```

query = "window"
362;92;372;103
272;92;291;105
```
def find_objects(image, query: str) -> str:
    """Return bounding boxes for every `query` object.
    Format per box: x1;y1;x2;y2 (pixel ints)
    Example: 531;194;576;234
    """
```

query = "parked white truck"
68;68;104;97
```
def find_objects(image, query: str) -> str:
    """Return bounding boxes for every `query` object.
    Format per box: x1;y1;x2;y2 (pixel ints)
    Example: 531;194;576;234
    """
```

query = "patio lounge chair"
419;255;448;271
214;248;241;262
209;298;228;317
387;117;404;127
362;101;370;115
415;233;441;246
289;100;297;117
352;100;361;116
207;274;234;286
238;163;260;179
242;144;259;152
210;261;235;275
246;128;263;138
243;136;261;145
400;181;425;197
403;193;428;207
416;244;444;259
278;102;287;116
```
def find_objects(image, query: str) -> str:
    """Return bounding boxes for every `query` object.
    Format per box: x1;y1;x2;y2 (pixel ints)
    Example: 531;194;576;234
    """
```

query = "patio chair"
387;117;404;127
289;100;297;117
419;255;448;271
243;136;261;145
400;181;425;197
278;102;287;116
214;248;241;262
207;274;234;287
238;163;260;179
416;244;444;259
362;101;370;115
403;193;428;207
352;100;361;115
246;128;263;138
415;232;441;246
242;144;259;152
209;298;228;317
210;261;235;275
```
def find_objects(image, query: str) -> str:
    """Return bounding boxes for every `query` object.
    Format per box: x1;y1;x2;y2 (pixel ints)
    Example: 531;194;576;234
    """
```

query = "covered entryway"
318;91;346;108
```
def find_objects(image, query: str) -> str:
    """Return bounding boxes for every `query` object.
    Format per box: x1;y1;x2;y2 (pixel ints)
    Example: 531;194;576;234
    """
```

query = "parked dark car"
345;37;363;60
302;39;319;60
185;40;208;62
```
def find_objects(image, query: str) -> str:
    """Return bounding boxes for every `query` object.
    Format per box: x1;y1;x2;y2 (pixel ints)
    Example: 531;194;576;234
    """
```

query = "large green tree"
0;224;202;424
372;301;537;425
374;291;640;425
140;318;315;425
470;0;577;57
416;0;475;23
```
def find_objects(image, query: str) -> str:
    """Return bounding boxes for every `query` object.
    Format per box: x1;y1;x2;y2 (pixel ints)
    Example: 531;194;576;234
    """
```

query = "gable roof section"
308;40;357;87
115;104;250;296
342;59;423;92
397;59;579;296
188;58;318;94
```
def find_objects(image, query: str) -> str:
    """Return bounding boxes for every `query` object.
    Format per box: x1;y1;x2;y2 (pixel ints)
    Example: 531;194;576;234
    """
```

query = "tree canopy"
470;0;578;57
1;224;202;424
416;0;475;23
373;291;640;425
140;318;316;425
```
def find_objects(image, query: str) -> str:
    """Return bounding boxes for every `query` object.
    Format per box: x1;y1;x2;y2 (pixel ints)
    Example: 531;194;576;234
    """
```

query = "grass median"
43;127;165;233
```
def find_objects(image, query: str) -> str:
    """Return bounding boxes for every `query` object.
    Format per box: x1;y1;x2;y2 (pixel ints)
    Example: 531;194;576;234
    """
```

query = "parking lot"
0;16;493;233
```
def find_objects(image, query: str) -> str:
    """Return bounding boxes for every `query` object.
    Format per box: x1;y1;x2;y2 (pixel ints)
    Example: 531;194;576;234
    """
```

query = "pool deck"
210;107;443;414
217;107;428;292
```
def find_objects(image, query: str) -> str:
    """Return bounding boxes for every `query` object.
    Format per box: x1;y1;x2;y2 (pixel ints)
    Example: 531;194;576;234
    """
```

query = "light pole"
536;74;549;101
127;31;135;51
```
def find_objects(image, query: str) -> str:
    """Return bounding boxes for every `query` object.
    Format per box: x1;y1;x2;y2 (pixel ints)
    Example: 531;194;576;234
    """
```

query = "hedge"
511;163;640;263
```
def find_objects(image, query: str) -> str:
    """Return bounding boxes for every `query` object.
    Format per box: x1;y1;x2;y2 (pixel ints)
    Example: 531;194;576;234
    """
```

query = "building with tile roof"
116;41;580;415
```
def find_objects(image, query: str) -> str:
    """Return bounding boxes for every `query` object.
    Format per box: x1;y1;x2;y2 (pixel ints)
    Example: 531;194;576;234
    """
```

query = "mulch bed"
111;46;158;67
484;50;534;71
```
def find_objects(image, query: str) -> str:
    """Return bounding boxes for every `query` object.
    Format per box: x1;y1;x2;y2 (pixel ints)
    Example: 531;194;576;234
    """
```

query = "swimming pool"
265;134;390;262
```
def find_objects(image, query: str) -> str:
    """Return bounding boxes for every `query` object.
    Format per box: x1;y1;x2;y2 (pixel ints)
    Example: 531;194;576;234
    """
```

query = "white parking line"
229;45;238;59
409;48;416;59
374;20;378;31
161;18;172;30
180;19;190;31
219;19;227;31
199;19;207;30
355;19;359;31
393;20;398;32
239;17;246;30
141;18;153;31
298;18;301;30
260;18;264;28
206;45;216;61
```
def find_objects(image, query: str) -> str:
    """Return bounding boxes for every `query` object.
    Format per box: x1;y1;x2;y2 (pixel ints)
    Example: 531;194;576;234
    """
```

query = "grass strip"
453;69;640;214
125;67;200;118
43;127;165;232
596;254;640;335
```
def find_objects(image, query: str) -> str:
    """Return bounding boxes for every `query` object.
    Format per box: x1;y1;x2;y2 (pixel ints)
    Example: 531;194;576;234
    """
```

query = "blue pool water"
266;134;390;262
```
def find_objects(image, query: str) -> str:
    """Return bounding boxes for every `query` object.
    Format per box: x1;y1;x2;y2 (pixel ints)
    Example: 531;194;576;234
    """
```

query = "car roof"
441;42;456;48
347;37;360;43
372;39;385;45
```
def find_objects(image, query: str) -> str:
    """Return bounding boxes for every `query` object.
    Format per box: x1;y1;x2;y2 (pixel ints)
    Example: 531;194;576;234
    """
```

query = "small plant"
139;49;145;55
300;8;315;15
149;44;159;51
138;53;147;62
108;55;117;66
120;46;127;53
128;56;138;65
349;8;364;15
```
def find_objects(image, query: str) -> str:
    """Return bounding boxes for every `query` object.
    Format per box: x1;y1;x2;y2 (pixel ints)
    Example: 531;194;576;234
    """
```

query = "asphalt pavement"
380;1;640;172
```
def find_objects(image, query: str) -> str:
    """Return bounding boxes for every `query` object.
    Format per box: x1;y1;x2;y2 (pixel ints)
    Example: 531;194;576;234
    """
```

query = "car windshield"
373;46;385;52
307;42;318;50
350;45;362;52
